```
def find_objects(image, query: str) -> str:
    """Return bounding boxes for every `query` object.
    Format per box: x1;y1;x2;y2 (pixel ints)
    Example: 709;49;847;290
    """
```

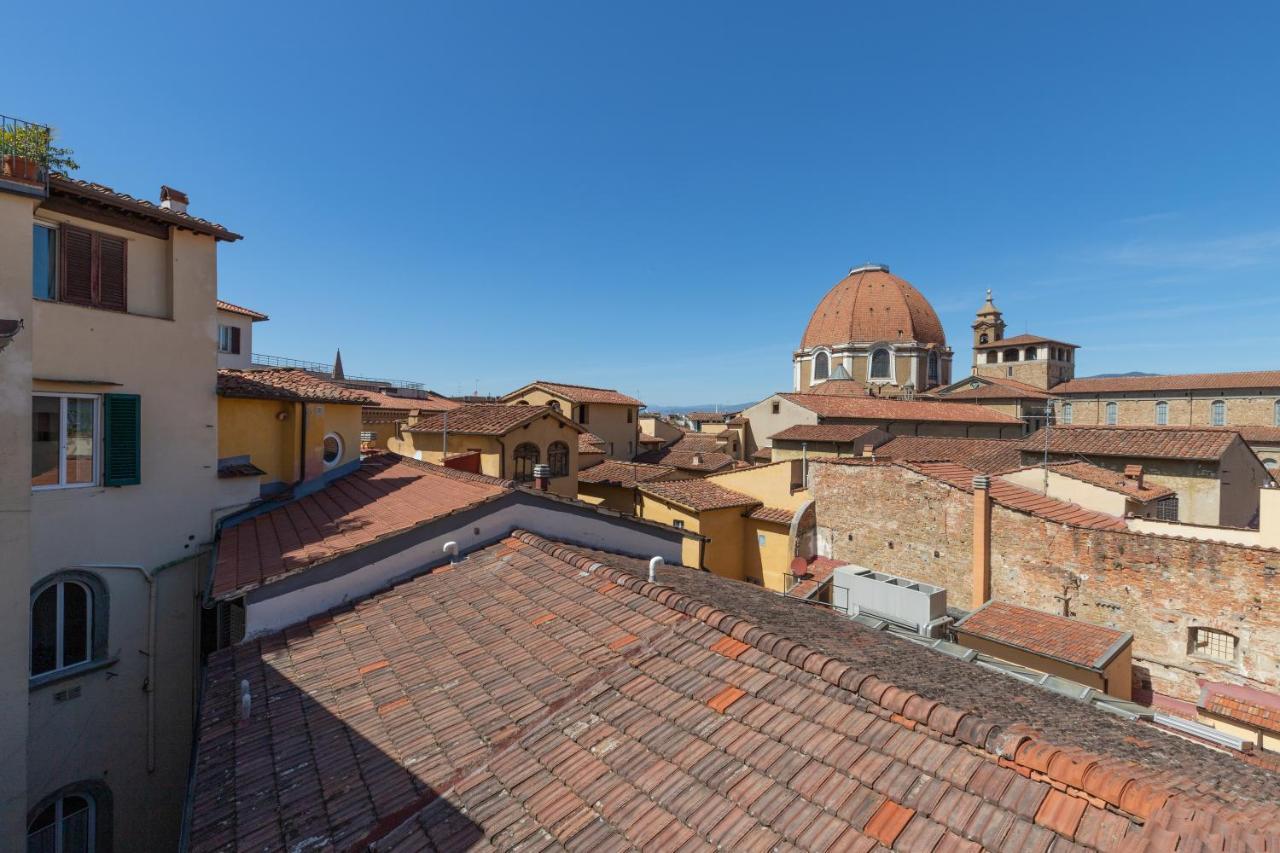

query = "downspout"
296;401;307;486
441;410;448;461
497;437;507;479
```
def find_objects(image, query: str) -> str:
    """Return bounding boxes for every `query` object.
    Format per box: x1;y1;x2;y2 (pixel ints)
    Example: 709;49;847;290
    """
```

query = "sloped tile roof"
215;299;267;321
786;555;844;600
942;376;1057;401
751;447;772;462
686;410;739;422
404;404;582;436
578;432;607;454
638;432;665;444
875;435;1024;474
1026;460;1175;502
770;423;885;443
1018;425;1243;462
973;333;1078;349
1052;370;1280;395
49;173;242;241
748;505;795;525
211;454;511;598
577;460;676;488
359;388;461;412
780;393;1021;424
504;380;644;406
1199;682;1280;734
1234;425;1280;444
634;447;736;473
955;601;1131;670
187;532;1280;852
805;378;873;396
216;369;373;405
639;478;760;512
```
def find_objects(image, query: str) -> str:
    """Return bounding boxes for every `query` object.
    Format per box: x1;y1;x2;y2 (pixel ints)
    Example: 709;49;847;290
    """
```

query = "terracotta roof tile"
639;479;761;512
752;447;773;462
786;556;844;600
1234;425;1280;444
973;333;1077;350
635;434;737;472
687;411;741;423
770;424;885;443
1199;682;1280;734
875;436;1024;474
748;506;795;525
49;173;242;241
579;432;607;453
359;388;460;412
404;403;581;436
1011;460;1174;502
216;368;373;404
1018;425;1243;462
638;433;665;444
578;460;676;488
780;394;1020;425
504;380;644;406
955;601;1131;670
188;532;1280;853
801;267;946;350
210;454;510;598
215;299;267;321
1053;369;1280;395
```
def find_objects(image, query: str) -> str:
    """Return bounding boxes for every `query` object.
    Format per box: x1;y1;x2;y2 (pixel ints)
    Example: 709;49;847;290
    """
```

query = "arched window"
1105;402;1117;425
813;351;829;381
927;351;940;386
1155;401;1168;425
1211;399;1226;426
1024;346;1037;361
27;789;101;853
1061;402;1073;424
512;443;539;482
985;351;998;364
1273;400;1279;426
547;400;561;413
869;348;891;380
978;333;989;344
1003;349;1019;363
547;441;569;477
31;577;97;677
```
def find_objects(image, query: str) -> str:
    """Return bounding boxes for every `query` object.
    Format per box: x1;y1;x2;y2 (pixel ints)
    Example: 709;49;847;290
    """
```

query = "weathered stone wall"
812;461;1280;702
1061;393;1280;428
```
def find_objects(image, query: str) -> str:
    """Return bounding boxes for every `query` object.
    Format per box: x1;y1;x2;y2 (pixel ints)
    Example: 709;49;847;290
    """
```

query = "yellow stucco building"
502;380;643;461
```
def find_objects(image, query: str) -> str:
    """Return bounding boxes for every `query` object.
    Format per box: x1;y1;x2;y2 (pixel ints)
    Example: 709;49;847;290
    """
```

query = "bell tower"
972;289;1004;349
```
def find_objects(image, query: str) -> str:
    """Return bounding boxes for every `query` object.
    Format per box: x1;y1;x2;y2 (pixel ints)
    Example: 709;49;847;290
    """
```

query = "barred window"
1155;495;1178;521
513;443;539;482
1105;402;1117;425
547;441;569;477
1189;627;1237;663
1061;402;1073;424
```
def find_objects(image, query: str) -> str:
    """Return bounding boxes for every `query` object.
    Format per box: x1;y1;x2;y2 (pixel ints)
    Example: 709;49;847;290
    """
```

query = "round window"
322;433;343;468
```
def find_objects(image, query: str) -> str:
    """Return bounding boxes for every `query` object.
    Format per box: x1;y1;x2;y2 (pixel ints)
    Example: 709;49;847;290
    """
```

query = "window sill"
32;482;100;493
29;656;119;691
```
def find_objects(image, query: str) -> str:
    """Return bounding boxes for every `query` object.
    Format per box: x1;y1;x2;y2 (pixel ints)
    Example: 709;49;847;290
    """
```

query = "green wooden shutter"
103;394;141;486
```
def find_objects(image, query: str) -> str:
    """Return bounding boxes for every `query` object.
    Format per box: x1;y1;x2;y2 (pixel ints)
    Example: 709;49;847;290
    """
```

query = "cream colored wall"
0;188;34;848
26;218;223;852
1198;711;1280;753
1037;453;1222;525
508;389;639;460
215;309;253;370
1219;439;1270;528
390;429;503;475
638;495;745;581
639;416;683;444
709;461;809;511
1001;468;1129;517
955;634;1112;695
361;417;402;450
740;395;818;456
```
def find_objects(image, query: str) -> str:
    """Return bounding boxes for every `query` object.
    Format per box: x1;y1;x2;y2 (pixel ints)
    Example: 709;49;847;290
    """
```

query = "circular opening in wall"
322;433;343;468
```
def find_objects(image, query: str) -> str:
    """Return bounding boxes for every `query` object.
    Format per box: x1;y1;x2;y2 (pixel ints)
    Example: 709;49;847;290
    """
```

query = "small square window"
672;520;685;529
1189;627;1236;663
771;402;780;415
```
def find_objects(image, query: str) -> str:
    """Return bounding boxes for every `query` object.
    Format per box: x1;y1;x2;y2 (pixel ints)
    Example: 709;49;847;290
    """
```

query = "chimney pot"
532;463;552;491
972;474;991;491
159;185;189;214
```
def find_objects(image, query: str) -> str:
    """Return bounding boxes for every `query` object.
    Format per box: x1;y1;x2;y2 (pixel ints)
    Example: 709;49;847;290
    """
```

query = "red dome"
801;266;946;350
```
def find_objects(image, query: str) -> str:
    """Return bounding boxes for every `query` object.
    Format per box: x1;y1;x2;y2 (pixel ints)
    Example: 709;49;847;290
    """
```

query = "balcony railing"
250;352;426;391
0;114;52;194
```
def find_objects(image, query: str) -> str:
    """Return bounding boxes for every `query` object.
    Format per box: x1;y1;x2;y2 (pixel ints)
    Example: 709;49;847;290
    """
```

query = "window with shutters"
102;394;141;486
217;325;241;354
53;223;128;312
32;394;97;489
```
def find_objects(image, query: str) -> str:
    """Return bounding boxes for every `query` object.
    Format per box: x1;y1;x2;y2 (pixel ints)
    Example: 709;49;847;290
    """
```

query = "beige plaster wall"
508;389;639;461
215;309;253;370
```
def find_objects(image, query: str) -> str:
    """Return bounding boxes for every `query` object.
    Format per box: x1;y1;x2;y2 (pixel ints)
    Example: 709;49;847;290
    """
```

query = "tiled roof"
504;380;644;406
359;388;461;412
48;173;242;241
188;532;1280;852
638;433;664;444
1029;460;1175;502
216;369;373;405
780;393;1021;424
770;423;885;443
955;601;1131;670
215;299;267;321
1018;425;1242;462
806;379;872;396
1052;370;1280;395
787;555;844;600
210;454;510;598
942;377;1056;401
1234;425;1280;444
634;447;736;473
686;410;739;422
215;461;265;479
577;460;675;488
639;478;760;512
404;404;581;436
801;266;947;349
874;435;1025;474
748;505;795;525
751;447;772;462
1199;682;1280;734
725;416;747;426
579;432;607;453
973;333;1077;350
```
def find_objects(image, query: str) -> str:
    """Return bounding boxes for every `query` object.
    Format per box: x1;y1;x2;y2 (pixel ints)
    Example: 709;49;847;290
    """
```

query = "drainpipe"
972;475;992;609
296;401;307;485
801;442;808;488
497;437;507;479
441;410;448;461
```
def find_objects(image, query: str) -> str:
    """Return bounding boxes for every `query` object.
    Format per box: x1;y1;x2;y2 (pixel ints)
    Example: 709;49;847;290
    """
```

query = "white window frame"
810;349;831;385
217;325;235;353
1105;402;1117;425
30;579;93;677
867;346;895;383
1210;399;1226;427
1061;402;1073;424
321;432;344;469
33;394;100;491
1188;626;1237;664
26;791;96;853
1274;400;1280;427
1155;401;1168;426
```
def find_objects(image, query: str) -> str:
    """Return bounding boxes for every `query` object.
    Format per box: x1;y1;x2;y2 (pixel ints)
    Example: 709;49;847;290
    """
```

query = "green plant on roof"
0;124;79;172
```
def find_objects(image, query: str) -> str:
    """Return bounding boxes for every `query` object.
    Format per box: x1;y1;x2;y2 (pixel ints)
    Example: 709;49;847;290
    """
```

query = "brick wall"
812;461;1280;703
1062;393;1280;428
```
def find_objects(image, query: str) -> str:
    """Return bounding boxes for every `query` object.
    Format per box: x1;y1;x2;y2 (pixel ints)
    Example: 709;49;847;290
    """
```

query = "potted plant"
0;123;78;183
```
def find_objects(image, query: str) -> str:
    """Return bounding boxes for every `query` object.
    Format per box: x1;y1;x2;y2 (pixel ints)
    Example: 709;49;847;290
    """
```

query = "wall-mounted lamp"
0;318;24;353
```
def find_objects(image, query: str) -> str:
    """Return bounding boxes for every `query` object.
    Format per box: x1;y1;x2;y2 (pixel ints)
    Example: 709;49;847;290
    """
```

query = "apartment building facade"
0;139;242;852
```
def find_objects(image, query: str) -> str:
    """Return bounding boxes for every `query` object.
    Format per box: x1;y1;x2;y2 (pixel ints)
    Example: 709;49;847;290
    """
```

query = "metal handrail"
0;114;52;191
250;353;425;390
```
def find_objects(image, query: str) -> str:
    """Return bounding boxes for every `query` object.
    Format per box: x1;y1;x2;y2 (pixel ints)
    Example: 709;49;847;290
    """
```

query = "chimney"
862;444;875;458
972;474;992;609
159;185;189;214
532;463;551;491
1124;464;1144;490
692;452;703;466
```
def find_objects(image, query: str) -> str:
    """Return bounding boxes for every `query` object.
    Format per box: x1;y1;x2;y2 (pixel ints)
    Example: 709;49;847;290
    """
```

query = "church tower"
972;289;1004;349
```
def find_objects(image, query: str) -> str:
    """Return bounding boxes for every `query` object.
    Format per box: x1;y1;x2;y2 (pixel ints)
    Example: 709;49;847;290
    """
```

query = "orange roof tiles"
634;447;736;473
973;333;1077;349
359;388;460;412
781;393;1021;424
1053;369;1280;395
786;555;844;600
578;432;607;453
956;601;1132;670
404;403;581;436
49;173;242;241
801;266;947;349
1030;460;1175;502
875;435;1024;473
639;479;761;512
216;368;373;404
187;531;1280;852
686;410;740;422
1018;425;1243;462
504;379;644;406
748;505;794;525
577;460;675;488
215;299;267;321
1199;682;1280;733
211;454;510;598
1234;425;1280;444
769;423;885;443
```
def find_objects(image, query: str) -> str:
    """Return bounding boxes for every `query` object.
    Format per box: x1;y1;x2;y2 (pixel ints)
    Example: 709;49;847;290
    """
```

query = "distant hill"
1081;371;1160;379
646;402;756;416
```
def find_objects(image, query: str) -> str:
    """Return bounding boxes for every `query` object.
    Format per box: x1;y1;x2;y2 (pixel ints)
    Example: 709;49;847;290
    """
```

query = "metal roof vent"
849;264;890;275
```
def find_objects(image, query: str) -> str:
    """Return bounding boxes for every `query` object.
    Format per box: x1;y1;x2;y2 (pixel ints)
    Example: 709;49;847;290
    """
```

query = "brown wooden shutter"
97;235;127;312
230;326;241;354
61;225;94;306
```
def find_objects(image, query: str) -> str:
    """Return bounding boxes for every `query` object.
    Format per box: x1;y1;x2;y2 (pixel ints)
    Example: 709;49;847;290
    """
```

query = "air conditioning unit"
833;565;950;638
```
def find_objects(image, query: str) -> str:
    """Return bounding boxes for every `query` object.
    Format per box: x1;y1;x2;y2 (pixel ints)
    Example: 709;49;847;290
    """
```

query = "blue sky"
11;3;1280;406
